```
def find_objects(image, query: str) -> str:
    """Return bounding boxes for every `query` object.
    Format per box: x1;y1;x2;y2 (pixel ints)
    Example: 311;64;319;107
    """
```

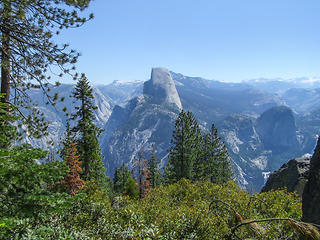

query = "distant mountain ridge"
25;68;320;191
242;77;320;94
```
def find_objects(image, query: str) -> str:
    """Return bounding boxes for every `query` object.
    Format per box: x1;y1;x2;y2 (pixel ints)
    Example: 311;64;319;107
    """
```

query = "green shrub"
10;179;306;239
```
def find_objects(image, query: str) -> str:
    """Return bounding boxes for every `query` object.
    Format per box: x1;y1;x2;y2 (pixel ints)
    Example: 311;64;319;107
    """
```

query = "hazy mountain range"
26;68;320;191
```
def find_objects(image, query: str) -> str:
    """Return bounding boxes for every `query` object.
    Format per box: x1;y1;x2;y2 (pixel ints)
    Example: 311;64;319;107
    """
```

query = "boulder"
261;156;310;195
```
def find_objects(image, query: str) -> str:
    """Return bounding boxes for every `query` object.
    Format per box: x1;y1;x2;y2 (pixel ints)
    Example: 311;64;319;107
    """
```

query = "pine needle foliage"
0;94;21;149
113;163;132;195
287;220;320;240
0;0;94;138
147;143;162;188
199;124;233;183
68;76;105;181
165;110;233;184
0;99;78;238
123;177;139;199
165;110;203;183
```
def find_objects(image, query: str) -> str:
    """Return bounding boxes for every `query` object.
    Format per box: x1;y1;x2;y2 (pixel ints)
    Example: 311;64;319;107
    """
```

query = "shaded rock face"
219;114;260;155
261;157;310;195
218;114;267;190
102;94;180;176
255;106;299;152
143;67;182;110
302;137;320;224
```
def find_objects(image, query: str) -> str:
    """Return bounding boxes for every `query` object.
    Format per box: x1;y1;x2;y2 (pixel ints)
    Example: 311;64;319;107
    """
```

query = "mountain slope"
173;73;287;124
255;106;299;152
102;68;181;176
20;68;320;191
101;68;303;190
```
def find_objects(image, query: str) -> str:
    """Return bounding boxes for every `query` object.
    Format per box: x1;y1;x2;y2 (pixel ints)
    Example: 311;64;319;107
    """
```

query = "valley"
27;67;320;191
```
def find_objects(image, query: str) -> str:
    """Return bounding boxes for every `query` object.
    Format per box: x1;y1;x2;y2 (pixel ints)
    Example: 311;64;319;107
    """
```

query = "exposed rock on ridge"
102;94;179;176
220;114;261;155
261;156;310;195
218;106;305;191
143;67;182;109
302;137;320;225
102;68;182;176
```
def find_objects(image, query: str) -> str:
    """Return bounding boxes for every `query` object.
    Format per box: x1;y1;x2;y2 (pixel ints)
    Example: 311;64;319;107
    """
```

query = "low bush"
10;178;307;239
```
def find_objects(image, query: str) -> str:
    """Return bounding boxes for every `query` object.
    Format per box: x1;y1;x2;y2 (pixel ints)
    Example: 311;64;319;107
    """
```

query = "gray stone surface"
302;137;320;225
143;67;182;110
261;157;310;195
255;106;299;152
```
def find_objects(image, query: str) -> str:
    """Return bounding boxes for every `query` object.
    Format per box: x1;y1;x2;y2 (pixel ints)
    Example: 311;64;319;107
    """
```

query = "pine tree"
132;148;151;198
124;177;139;199
68;76;108;191
113;163;131;195
147;143;162;188
0;99;71;225
200;124;233;183
58;121;76;160
0;94;21;149
0;0;93;137
60;142;85;195
165;110;203;183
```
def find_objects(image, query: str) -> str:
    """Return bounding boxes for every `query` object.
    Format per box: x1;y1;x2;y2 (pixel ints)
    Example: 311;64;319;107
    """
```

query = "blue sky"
56;0;320;84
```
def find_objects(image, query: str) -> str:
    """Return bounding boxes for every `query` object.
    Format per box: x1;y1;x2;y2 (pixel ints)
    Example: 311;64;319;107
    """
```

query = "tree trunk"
1;0;11;105
81;94;90;179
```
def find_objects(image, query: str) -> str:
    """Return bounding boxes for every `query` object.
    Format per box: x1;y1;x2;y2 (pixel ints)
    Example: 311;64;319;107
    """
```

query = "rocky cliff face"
102;68;182;176
261;156;310;195
220;114;261;155
255;106;299;152
218;114;265;189
302;137;320;225
144;67;182;109
102;95;179;176
218;106;306;191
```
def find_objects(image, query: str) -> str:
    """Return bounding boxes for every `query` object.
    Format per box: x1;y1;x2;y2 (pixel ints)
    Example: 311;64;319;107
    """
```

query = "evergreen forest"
0;1;319;239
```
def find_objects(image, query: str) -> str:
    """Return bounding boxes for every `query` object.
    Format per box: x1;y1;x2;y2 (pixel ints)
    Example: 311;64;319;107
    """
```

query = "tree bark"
1;0;11;105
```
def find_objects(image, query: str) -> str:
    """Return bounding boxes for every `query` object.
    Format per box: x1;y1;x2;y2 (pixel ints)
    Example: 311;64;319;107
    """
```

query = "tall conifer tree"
113;163;132;195
165;110;203;183
68;76;109;191
147;143;162;188
199;124;233;183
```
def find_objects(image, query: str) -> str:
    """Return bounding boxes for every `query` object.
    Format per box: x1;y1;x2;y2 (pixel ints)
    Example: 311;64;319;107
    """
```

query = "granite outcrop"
260;156;310;195
302;137;320;225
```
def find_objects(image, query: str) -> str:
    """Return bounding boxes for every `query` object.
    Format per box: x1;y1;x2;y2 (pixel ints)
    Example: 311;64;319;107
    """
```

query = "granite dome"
143;67;182;110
